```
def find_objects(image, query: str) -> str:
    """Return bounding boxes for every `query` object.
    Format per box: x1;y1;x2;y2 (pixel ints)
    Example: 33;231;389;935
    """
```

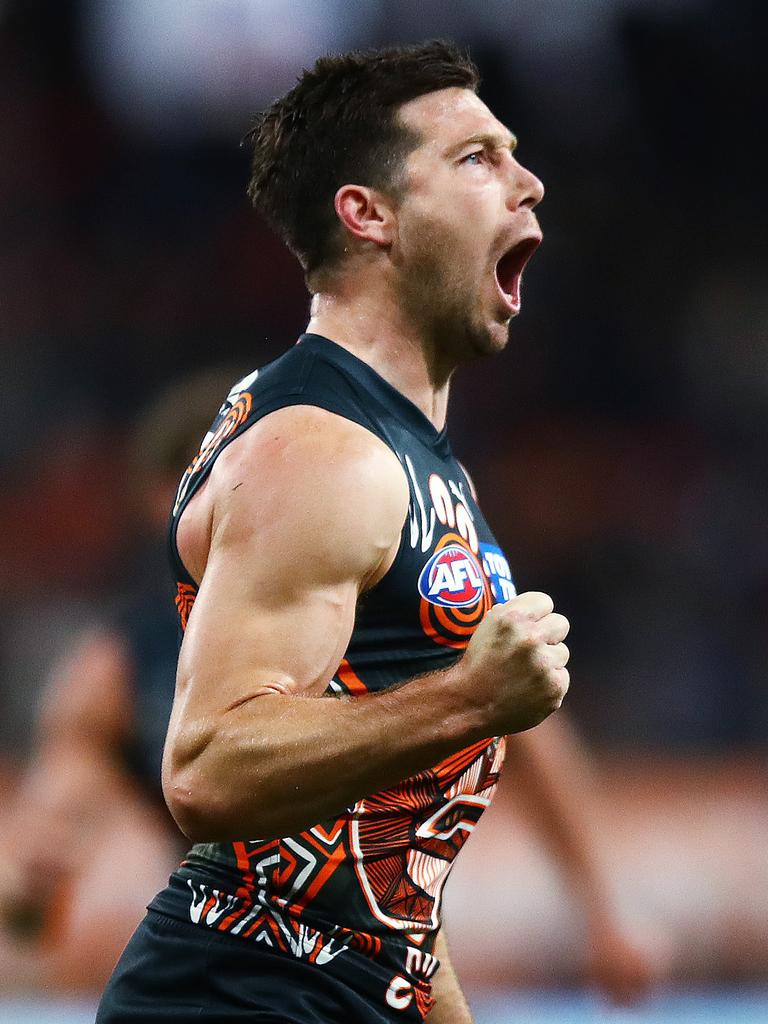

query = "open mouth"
494;236;541;314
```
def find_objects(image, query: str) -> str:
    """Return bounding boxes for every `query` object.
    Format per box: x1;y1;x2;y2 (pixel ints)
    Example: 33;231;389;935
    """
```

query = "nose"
508;158;545;211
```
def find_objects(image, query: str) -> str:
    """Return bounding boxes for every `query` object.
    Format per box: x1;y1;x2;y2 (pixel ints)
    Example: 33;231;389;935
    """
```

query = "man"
98;41;572;1023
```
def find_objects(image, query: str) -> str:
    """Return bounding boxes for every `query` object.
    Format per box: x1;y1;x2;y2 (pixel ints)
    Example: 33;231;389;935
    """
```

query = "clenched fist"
459;591;570;735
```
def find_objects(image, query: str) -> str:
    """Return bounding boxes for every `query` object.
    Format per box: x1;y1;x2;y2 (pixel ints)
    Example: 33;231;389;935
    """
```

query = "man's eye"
462;151;484;165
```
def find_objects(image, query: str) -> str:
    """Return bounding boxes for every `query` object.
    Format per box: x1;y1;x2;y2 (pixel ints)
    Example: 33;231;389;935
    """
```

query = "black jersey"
150;334;517;1020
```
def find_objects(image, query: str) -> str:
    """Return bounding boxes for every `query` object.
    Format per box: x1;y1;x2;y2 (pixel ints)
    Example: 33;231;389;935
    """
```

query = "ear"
334;184;395;249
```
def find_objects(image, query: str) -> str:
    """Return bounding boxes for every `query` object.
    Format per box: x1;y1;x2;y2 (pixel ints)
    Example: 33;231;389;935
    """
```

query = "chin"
434;302;511;364
467;318;511;358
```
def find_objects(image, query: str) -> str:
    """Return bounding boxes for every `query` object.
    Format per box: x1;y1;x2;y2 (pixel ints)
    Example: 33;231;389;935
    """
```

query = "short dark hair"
244;40;479;277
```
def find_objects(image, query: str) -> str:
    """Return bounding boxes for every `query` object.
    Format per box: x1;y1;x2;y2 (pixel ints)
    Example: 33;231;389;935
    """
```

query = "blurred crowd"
0;0;766;1003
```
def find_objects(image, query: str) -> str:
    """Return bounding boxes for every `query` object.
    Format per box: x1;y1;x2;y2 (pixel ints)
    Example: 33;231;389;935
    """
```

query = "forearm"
166;593;569;843
428;930;473;1024
165;662;486;842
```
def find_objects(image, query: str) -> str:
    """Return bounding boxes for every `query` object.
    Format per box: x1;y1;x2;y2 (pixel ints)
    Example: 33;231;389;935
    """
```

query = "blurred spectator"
0;369;238;992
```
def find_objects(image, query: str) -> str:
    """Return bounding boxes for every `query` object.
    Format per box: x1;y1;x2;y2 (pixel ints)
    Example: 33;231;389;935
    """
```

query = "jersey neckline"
298;333;451;456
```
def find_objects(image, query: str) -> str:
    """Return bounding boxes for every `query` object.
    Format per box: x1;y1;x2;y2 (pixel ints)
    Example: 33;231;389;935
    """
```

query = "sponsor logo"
479;542;516;603
418;545;485;608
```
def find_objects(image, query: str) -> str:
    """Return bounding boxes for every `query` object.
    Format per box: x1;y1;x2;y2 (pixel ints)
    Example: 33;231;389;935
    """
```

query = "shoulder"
207;405;409;583
213;403;406;497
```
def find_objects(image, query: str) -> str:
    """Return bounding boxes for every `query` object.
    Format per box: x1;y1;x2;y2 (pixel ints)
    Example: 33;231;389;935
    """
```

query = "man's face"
392;87;544;361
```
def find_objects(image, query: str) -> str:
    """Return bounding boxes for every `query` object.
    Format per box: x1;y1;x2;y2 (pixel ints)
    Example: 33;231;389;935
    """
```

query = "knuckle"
495;607;515;632
517;633;539;657
532;592;555;615
546;674;562;699
502;605;526;628
542;669;569;709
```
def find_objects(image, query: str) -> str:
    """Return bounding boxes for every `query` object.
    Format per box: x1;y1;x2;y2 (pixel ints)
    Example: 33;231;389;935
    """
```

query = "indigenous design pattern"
174;582;197;630
184;822;381;964
172;383;254;515
351;735;506;931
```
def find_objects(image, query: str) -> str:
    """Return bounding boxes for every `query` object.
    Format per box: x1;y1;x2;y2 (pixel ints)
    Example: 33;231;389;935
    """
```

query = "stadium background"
0;0;766;1021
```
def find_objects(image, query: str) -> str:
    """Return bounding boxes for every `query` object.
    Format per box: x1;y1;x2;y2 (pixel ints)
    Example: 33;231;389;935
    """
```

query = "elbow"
162;759;273;844
162;723;236;842
162;770;213;843
162;764;235;843
162;716;291;842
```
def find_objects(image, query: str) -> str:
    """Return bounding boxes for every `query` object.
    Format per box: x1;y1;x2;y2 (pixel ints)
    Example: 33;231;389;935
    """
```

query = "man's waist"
149;869;439;989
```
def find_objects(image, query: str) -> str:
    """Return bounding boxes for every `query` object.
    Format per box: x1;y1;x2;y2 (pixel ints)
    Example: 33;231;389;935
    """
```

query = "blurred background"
0;0;766;1021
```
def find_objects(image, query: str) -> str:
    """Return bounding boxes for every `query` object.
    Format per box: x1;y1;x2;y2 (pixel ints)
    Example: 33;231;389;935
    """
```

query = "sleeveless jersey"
149;334;517;1020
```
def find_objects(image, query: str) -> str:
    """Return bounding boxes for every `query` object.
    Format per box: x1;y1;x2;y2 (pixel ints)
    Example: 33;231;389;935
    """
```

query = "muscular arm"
428;930;474;1023
163;406;570;842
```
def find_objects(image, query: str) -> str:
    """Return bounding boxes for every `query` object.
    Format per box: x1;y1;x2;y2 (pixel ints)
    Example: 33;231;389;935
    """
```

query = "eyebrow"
445;131;518;159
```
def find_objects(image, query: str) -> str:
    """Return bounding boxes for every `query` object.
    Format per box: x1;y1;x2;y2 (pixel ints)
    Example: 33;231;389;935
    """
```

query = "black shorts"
97;910;420;1023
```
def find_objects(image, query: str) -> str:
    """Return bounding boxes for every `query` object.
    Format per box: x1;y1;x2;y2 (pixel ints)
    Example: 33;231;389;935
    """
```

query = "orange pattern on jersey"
336;657;369;695
286;830;346;915
431;737;494;783
415;986;436;1019
172;391;253;517
188;824;384;960
175;582;198;631
351;736;504;930
189;393;252;478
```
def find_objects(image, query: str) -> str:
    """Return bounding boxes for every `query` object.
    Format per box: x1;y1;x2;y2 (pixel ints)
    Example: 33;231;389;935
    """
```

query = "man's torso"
150;334;517;1019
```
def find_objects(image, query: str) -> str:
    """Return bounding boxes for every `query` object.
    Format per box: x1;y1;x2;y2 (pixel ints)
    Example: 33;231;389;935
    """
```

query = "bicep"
172;407;409;722
177;549;360;711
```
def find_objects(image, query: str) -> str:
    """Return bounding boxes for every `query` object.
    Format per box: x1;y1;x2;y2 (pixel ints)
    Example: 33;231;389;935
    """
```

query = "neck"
306;277;452;431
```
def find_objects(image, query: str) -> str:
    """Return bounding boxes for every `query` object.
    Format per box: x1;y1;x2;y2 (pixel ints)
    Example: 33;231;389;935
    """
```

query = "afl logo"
418;546;485;608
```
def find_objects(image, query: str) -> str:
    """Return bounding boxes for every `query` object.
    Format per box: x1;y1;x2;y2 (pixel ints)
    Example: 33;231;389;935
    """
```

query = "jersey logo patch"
480;542;517;603
418;545;485;608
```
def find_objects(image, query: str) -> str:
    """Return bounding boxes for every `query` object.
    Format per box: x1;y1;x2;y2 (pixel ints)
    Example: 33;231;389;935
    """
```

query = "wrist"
433;657;490;744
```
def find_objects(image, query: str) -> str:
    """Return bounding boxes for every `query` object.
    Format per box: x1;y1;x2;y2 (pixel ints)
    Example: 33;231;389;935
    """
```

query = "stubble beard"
398;222;508;373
